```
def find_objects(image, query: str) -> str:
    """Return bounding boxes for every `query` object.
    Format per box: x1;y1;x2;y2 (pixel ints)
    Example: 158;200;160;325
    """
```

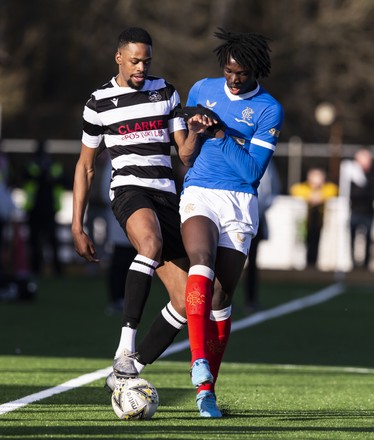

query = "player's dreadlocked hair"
213;28;271;79
118;27;153;49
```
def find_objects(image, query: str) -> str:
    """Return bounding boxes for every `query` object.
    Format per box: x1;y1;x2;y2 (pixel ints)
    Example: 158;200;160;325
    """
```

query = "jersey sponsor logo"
205;100;217;108
234;107;254;127
148;91;162;102
118;120;164;135
111;98;119;107
269;128;281;138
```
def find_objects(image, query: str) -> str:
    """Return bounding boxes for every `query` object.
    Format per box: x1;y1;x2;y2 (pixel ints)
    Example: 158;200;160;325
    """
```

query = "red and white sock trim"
188;264;214;280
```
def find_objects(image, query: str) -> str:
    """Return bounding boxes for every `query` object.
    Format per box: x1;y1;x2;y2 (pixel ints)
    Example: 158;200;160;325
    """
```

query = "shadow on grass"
2;383;374;438
1;409;374;439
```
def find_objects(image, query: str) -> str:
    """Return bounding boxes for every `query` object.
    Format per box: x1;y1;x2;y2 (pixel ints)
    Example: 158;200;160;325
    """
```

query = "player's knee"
137;235;163;261
188;251;215;269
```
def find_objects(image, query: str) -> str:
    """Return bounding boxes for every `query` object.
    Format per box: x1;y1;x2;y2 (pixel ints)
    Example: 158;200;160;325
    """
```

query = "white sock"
134;359;145;373
115;326;137;358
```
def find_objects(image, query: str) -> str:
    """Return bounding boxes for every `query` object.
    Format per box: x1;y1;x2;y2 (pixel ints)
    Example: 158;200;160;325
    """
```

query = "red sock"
185;267;213;362
198;314;231;394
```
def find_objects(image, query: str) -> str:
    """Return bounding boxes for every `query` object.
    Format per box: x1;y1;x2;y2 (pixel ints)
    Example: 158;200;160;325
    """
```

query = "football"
111;377;159;420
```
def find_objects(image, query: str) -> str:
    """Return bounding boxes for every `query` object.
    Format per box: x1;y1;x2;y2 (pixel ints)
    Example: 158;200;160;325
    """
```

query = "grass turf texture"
1;271;374;439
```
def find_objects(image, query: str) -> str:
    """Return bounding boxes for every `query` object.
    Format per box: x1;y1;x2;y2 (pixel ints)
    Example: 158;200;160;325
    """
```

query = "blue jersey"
183;77;284;195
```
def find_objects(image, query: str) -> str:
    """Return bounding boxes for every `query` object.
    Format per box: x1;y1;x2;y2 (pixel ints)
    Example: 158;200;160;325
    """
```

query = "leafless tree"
0;0;373;144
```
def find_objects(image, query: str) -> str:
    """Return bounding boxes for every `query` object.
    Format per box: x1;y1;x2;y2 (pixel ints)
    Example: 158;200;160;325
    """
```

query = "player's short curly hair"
213;28;271;79
118;27;152;49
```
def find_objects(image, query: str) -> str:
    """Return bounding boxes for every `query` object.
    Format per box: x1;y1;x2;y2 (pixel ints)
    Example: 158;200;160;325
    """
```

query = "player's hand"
174;105;225;136
72;230;99;263
187;113;215;134
195;105;225;137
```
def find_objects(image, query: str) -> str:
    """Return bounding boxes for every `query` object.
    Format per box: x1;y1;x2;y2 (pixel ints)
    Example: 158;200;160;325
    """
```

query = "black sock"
137;302;187;365
122;254;158;328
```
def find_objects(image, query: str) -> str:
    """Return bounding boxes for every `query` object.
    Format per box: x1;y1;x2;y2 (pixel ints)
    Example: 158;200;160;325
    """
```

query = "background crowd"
0;141;373;307
0;0;373;306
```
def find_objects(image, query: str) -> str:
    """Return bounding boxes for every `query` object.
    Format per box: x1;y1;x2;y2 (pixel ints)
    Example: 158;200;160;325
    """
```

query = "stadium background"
0;0;373;282
1;2;374;436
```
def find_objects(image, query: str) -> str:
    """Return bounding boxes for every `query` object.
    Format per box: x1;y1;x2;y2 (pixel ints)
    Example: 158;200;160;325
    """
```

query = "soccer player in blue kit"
177;29;284;417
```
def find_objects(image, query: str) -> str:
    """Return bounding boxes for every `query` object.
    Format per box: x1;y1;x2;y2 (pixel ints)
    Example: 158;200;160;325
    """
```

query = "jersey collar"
112;76;147;91
224;81;260;101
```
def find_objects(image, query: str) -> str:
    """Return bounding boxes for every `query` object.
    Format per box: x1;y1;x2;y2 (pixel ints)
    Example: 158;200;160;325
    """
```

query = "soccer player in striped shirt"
71;28;213;392
178;29;284;417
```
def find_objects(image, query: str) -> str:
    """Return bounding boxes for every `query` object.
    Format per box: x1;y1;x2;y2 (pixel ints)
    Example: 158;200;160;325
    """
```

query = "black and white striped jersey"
82;76;186;198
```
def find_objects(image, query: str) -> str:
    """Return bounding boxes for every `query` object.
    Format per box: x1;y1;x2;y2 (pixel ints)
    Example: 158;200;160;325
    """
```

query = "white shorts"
179;186;259;255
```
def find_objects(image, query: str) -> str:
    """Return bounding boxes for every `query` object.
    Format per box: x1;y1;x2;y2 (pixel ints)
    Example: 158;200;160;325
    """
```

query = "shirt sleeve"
217;135;275;184
250;102;284;151
219;103;284;184
168;88;187;133
186;79;207;106
81;96;104;148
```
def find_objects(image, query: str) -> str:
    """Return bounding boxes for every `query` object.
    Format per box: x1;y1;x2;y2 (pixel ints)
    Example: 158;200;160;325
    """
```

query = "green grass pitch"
1;271;374;439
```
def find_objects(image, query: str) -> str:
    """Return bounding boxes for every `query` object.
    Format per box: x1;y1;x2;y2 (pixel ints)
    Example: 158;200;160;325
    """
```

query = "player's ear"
115;51;122;65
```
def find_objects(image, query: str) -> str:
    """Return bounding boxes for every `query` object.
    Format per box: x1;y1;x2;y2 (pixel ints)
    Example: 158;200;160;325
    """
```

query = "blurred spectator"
244;160;281;313
340;148;374;269
290;168;338;267
23;140;65;276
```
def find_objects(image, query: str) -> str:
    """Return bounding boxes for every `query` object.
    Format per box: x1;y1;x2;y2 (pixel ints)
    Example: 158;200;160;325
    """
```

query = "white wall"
10;190;371;271
257;196;355;272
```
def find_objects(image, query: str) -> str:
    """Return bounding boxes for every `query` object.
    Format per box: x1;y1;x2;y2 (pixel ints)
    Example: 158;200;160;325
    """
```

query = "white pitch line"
230;281;345;332
0;366;112;416
0;282;345;415
161;281;345;356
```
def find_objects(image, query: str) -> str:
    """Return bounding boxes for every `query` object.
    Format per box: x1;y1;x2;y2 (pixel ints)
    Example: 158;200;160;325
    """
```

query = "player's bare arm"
71;144;99;263
174;114;214;167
